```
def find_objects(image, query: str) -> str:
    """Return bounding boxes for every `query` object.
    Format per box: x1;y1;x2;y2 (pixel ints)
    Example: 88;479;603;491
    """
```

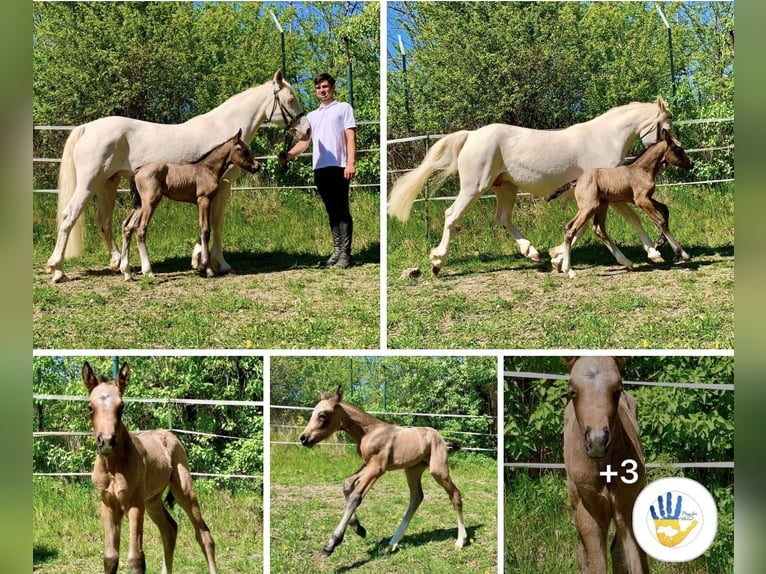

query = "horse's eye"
88;404;94;414
117;404;125;417
568;389;577;399
613;388;623;401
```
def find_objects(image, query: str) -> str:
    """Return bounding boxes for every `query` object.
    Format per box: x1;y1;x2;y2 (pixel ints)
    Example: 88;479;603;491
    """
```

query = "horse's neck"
338;403;386;445
588;103;655;164
193;83;271;142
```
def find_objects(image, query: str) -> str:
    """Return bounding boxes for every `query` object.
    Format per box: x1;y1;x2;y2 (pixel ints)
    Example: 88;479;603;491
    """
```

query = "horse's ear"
116;362;130;395
561;356;580;371
657;96;669;113
612;357;627;371
273;69;285;88
82;362;99;393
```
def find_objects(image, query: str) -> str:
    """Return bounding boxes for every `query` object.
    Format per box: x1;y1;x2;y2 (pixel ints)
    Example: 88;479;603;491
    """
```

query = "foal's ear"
82;362;99;393
561;356;580;371
233;127;242;141
612;357;627;370
334;385;343;402
116;362;131;395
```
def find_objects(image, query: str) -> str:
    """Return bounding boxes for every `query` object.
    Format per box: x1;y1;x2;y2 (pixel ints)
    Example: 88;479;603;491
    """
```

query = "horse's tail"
58;125;85;258
387;130;471;221
445;439;462;453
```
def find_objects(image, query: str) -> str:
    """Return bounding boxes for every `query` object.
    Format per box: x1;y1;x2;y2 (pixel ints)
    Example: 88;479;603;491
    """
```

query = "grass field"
270;443;498;574
504;472;734;574
33;188;380;349
33;478;263;573
387;183;734;349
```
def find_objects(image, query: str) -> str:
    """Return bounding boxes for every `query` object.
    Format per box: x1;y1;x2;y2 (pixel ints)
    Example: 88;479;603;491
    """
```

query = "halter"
638;110;672;143
268;81;306;169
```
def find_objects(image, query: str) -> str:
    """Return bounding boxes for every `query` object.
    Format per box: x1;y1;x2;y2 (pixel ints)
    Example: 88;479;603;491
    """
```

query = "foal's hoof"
550;255;563;273
321;545;335;558
647;248;665;264
431;265;441;276
205;267;216;278
353;524;366;538
389;543;400;553
567;269;576;279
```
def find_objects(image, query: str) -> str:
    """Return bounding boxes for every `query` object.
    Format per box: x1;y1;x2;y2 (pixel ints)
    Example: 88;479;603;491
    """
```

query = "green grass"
504;472;733;574
33;189;380;349
33;478;263;573
270;443;498;574
387;183;734;349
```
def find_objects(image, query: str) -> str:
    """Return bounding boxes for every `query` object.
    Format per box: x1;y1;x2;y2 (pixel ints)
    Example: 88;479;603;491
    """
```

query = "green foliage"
33;356;264;485
271;356;497;454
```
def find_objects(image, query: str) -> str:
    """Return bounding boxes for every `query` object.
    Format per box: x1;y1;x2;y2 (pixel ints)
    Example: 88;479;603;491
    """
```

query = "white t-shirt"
307;100;356;170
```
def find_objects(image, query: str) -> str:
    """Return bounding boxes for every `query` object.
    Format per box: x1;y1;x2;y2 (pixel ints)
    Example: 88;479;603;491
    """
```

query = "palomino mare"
563;356;649;574
120;129;260;279
555;129;694;277
388;98;673;275
83;362;217;574
45;69;310;283
299;387;467;557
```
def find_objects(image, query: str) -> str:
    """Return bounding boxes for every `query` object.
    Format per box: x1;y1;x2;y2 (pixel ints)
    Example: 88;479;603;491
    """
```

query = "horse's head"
270;69;311;141
299;386;344;447
564;356;626;459
639;96;674;147
660;128;694;172
83;362;129;456
228;128;260;173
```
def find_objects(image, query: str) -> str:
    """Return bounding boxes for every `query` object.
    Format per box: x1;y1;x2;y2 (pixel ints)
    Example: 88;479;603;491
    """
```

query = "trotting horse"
387;98;673;275
553;129;694;278
120;129;260;279
83;361;217;574
299;387;467;556
563;356;649;574
45;69;310;283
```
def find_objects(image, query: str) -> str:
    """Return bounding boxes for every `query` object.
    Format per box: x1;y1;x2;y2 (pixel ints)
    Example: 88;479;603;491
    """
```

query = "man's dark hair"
314;73;336;87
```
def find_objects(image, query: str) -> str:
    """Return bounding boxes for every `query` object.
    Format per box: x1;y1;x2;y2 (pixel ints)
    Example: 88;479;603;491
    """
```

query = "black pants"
314;166;352;228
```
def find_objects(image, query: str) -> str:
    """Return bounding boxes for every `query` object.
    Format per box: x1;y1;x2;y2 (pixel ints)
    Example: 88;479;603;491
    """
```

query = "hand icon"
650;492;699;547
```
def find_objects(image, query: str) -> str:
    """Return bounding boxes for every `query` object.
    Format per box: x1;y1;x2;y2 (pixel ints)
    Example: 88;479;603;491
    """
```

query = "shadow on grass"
334;524;484;573
33;545;58;566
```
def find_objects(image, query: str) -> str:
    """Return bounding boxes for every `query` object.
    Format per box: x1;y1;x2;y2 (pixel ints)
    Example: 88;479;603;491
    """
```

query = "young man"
280;73;357;268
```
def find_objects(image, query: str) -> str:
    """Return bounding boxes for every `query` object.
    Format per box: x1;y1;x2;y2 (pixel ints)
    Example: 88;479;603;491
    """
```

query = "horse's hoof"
123;273;132;281
624;261;634;270
52;271;70;284
205;267;216;278
647;248;665;264
567;269;576;279
321;546;335;558
527;250;541;262
431;265;441;276
389;544;399;553
551;256;563;273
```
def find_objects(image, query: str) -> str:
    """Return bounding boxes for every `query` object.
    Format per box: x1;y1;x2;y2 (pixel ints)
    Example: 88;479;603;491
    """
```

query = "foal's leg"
572;501;610;574
559;197;599;278
593;204;634;270
612;504;649;574
323;464;384;557
145;492;178;574
120;209;140;280
635;196;691;262
611;203;665;263
126;503;147;573
197;197;215;278
429;448;467;548
100;500;123;574
494;182;542;263
388;463;427;551
135;197;162;278
169;465;217;573
343;465;368;538
197;172;236;275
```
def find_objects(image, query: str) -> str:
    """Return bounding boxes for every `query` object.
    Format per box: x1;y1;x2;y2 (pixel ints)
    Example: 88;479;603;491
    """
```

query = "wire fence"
503;369;734;471
33;394;264;480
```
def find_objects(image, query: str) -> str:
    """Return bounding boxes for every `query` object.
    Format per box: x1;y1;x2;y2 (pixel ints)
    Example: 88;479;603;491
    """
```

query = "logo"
633;477;718;562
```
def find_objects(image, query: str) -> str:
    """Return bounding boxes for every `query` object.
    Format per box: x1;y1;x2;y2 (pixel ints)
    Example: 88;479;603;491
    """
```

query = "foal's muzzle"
584;426;611;458
299;433;313;447
97;433;117;454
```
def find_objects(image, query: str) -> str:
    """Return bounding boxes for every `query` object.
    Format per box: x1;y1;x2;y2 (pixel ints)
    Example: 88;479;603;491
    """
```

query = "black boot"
334;220;354;268
319;225;342;267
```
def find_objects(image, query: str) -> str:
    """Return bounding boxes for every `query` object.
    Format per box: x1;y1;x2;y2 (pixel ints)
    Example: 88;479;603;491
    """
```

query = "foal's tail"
387;130;471;221
545;179;577;202
129;178;142;208
58;125;86;258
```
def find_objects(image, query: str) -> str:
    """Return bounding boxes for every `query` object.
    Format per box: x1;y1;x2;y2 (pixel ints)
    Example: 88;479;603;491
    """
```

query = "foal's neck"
338;403;386;445
632;142;668;178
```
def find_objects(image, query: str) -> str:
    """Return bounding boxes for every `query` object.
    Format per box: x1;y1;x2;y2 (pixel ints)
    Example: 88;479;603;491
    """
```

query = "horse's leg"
636;197;691;262
100;500;123;574
611;203;665;263
593;204;634;270
430;180;486;275
429;448;467;548
145;492;178;574
323;464;384;557
388;462;427;551
169;465;217;573
494;182;542;264
125;504;147;573
343;465;367;538
95;174;123;272
572;501;609;574
198;197;215;278
199;176;235;275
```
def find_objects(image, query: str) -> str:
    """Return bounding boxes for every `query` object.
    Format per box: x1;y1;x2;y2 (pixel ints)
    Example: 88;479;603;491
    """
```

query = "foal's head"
83;362;130;456
564;356;626;458
299;386;344;448
226;128;260;173
658;128;694;172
